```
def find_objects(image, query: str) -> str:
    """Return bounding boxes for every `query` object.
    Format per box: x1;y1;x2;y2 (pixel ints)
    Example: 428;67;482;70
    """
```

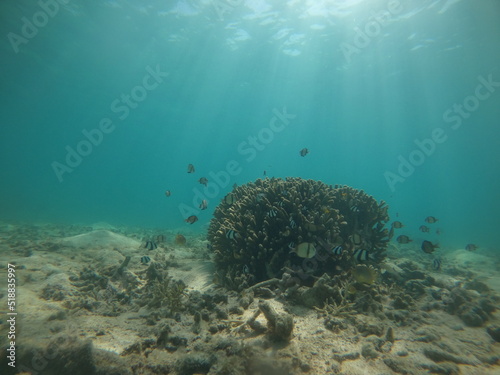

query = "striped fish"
267;209;278;217
331;245;343;256
353;249;371;262
226;230;239;240
141;256;151;264
144;241;157;250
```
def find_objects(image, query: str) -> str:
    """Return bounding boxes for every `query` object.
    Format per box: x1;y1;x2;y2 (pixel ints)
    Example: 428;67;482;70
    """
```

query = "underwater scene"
1;0;500;374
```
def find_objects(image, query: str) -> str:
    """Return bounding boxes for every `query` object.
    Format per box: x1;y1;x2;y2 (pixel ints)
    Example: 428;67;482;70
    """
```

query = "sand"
0;222;499;374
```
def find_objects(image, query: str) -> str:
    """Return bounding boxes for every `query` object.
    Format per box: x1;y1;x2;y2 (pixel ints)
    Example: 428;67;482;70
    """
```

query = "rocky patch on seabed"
0;223;499;374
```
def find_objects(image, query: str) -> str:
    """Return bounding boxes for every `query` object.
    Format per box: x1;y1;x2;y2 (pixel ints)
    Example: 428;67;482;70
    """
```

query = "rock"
486;325;500;342
59;230;140;251
423;348;475;365
458;306;488;327
383;358;413;374
331;351;360;362
175;353;214;375
258;301;294;342
420;362;459;375
361;343;379;359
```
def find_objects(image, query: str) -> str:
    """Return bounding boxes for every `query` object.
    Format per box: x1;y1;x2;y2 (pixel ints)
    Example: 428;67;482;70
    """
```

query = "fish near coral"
421;240;438;254
175;234;186;245
185;215;198;224
352;264;378;285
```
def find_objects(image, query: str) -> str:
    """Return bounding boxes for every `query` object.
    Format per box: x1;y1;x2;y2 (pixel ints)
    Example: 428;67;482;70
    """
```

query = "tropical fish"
155;235;166;243
465;243;478;251
185;215;198;224
396;235;412;244
299;148;309;157
331;245;343;256
141;255;151;264
433;258;441;271
224;193;236;205
175;234;186;245
288;241;295;249
421;240;439;254
199;199;208;210
352;264;377;284
350;205;360;213
187;164;195;173
353;249;371;262
199;177;208;186
293;242;316;258
243;264;250;274
226;229;239;240
144;241;157;250
289;218;297;228
263;170;266;176
425;216;438;224
392;221;404;229
165;190;171;197
267;209;277;217
419;225;430;233
276;201;285;207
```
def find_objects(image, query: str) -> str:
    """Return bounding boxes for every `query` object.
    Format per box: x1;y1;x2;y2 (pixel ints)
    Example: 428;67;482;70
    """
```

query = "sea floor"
0;222;499;375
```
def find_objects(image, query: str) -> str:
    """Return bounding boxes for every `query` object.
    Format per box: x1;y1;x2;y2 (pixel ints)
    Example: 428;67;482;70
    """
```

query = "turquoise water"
0;0;499;250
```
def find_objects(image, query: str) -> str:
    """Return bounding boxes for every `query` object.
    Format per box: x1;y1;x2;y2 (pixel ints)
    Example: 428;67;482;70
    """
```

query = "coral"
145;275;187;313
207;178;389;289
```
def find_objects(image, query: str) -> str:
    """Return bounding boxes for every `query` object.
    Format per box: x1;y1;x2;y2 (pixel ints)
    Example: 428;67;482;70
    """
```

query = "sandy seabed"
0;222;499;375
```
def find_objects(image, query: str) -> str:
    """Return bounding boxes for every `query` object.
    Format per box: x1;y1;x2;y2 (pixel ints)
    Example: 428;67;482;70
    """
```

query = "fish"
199;199;208;210
263;170;266;176
288;241;295;249
392;221;404;229
421;240;439;254
199;177;208;186
425;216;438;224
226;229;239;240
299;148;309;157
353;249;371;262
350;205;360;213
352;264;377;284
276;201;285;207
267;209;277;217
396;235;412;244
293;242;316;258
155;235;166;243
331;245;343;256
224;193;236;205
165;190;171;197
187;164;195;173
433;258;441;271
206;243;213;250
289;218;297;228
185;215;198;224
243;264;250;274
419;225;430;233
141;256;151;264
175;234;186;245
144;240;157;250
465;244;478;251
